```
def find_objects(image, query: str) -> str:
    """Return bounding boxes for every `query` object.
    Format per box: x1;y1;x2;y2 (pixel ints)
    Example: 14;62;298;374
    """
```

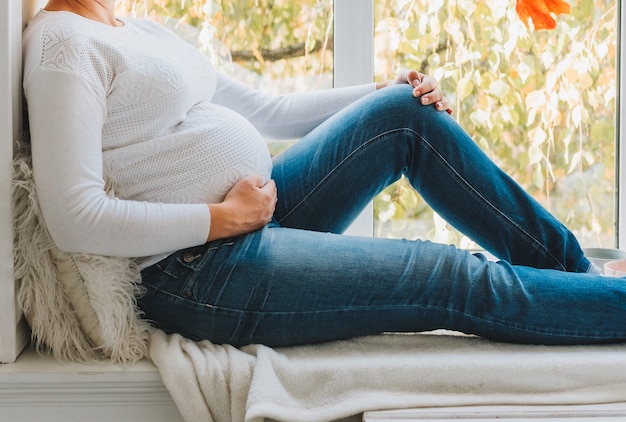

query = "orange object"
516;0;570;30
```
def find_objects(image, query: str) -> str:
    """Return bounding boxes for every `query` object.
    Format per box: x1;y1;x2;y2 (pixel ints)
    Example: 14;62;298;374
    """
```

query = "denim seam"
278;126;566;271
141;289;617;340
143;282;217;308
413;130;567;271
277;128;406;224
449;307;619;340
423;303;617;340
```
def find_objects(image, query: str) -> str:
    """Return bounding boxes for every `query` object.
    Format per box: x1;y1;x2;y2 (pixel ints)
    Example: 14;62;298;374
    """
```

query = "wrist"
376;80;390;90
207;203;233;242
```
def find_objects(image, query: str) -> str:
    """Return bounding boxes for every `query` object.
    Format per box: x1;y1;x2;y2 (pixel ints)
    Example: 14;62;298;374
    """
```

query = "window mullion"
334;0;374;237
619;0;625;248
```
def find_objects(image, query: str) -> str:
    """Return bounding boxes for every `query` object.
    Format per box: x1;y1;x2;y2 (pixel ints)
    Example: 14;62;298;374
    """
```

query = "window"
116;0;620;248
372;0;618;249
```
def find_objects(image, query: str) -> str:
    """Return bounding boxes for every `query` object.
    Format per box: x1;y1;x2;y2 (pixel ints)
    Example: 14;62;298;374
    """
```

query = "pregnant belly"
103;106;273;204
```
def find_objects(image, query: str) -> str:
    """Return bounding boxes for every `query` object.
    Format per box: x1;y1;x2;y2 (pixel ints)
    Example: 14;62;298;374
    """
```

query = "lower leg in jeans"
272;84;589;272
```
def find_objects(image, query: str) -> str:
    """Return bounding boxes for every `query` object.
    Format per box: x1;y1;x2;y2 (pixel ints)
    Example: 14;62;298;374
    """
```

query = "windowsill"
0;343;157;374
363;404;626;421
0;345;184;421
4;338;626;421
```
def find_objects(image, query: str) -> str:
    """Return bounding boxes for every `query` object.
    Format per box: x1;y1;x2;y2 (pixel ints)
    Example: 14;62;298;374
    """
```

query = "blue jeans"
138;85;626;347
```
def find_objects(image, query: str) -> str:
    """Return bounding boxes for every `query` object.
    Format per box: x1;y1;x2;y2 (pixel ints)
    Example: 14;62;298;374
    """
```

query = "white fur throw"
13;141;152;363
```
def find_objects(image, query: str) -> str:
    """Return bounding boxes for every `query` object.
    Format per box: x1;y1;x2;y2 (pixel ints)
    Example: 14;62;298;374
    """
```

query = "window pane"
373;0;617;248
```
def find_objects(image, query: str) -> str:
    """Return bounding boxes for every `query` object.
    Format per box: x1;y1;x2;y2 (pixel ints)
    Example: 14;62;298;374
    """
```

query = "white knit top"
22;10;375;266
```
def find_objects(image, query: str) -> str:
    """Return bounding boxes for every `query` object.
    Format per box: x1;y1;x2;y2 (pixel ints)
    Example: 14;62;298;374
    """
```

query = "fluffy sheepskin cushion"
13;142;152;363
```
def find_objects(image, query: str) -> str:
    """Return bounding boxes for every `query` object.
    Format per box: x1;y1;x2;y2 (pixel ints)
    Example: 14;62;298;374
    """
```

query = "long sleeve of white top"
25;69;213;257
213;72;377;140
25;67;375;259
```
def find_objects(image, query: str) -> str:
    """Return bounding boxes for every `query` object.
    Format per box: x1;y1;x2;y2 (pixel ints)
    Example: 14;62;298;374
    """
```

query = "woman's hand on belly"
207;174;277;241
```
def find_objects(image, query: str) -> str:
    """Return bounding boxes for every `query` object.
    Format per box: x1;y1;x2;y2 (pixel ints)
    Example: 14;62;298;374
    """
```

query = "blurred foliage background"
116;0;617;248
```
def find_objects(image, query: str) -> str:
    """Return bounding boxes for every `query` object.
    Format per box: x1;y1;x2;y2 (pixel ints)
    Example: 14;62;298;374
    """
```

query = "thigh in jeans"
138;225;443;345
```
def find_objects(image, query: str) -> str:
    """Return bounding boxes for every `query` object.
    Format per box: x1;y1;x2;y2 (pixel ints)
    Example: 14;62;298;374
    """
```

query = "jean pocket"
140;246;203;296
141;240;237;299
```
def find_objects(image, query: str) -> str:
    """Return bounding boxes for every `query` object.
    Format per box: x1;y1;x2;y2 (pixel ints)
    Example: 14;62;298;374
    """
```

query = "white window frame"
0;0;34;363
0;0;622;362
335;0;375;237
615;0;626;249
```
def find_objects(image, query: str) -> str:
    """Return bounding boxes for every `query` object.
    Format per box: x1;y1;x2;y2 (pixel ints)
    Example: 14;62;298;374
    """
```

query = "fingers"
440;101;453;115
244;173;266;188
401;69;420;86
241;175;277;199
260;179;278;220
210;174;278;241
410;73;434;96
410;74;454;115
226;174;277;220
255;178;277;223
420;89;453;115
401;69;454;114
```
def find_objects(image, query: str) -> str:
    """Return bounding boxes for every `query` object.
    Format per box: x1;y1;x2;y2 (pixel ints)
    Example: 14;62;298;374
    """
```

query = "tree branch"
230;35;334;62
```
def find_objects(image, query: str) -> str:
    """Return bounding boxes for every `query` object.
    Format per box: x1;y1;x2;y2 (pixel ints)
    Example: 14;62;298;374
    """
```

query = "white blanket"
149;330;626;422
